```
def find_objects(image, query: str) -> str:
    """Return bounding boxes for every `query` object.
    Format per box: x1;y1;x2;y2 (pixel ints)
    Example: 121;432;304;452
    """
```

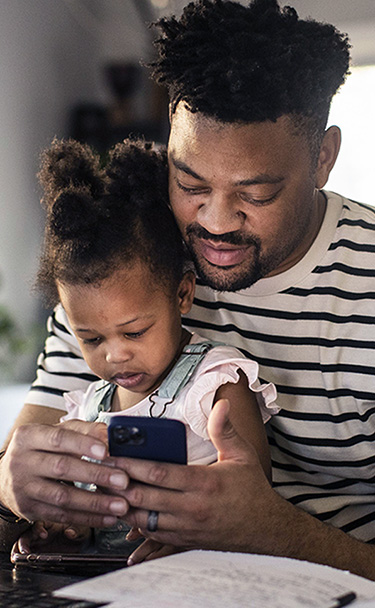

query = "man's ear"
178;270;196;315
315;126;341;189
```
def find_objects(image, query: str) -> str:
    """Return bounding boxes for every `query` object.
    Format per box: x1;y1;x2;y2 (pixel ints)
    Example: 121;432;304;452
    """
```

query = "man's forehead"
169;103;232;137
167;104;312;182
168;106;300;161
169;103;298;143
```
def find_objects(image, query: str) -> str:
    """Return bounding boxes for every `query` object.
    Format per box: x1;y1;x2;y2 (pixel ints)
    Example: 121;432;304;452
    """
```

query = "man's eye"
82;337;101;346
176;181;207;194
239;190;280;205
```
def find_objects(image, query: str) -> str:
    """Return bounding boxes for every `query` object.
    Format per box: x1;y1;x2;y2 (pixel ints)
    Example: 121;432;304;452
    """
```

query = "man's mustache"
186;223;259;247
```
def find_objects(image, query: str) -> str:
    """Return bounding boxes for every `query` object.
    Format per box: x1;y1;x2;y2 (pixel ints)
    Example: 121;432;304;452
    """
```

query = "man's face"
168;104;324;291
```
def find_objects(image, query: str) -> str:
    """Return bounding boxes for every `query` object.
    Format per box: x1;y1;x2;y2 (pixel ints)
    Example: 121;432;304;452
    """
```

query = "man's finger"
60;419;108;445
10;422;108;461
20;478;128;520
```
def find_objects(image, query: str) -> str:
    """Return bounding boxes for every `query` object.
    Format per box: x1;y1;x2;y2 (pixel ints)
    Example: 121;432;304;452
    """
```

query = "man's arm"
115;400;375;581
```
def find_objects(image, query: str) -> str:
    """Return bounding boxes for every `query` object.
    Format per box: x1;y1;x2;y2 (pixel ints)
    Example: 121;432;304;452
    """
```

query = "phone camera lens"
129;427;144;445
112;425;145;445
113;425;131;444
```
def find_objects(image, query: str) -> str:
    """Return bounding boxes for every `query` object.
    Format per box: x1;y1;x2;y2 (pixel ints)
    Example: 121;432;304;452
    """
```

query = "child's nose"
105;342;131;364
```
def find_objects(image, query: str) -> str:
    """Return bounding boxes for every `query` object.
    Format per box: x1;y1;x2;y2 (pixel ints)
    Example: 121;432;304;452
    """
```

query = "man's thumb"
207;399;251;463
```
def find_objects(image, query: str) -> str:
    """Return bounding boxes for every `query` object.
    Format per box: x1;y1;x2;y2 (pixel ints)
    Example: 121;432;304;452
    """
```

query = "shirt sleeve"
25;304;98;411
181;345;279;440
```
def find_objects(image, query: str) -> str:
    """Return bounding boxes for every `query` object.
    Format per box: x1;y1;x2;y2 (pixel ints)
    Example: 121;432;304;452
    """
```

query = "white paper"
55;550;375;608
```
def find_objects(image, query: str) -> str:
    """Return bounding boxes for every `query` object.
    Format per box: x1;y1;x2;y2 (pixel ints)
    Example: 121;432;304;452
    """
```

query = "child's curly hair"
36;138;185;304
150;0;351;158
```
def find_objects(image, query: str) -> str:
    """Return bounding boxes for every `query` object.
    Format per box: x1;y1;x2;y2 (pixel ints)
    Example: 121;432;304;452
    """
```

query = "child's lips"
112;372;145;389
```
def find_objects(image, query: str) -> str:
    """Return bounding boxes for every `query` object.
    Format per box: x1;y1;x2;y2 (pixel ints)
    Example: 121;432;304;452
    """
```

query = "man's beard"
185;224;266;292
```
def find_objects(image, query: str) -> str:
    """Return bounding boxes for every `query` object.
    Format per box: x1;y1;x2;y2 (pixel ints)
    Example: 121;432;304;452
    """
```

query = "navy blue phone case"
108;415;187;464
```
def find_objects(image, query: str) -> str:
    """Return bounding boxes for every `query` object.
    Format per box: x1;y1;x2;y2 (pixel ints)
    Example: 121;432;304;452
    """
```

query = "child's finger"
125;526;143;541
64;525;91;541
32;520;49;539
144;544;182;562
127;540;180;566
127;538;161;565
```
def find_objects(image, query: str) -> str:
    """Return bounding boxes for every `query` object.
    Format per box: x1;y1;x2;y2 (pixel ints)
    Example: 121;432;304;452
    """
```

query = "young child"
33;137;278;561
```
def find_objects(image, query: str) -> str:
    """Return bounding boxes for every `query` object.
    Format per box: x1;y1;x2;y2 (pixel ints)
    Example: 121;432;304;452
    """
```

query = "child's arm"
213;369;272;482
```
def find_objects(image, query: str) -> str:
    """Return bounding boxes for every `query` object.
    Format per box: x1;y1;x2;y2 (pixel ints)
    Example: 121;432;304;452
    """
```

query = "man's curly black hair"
36;138;185;305
150;0;351;157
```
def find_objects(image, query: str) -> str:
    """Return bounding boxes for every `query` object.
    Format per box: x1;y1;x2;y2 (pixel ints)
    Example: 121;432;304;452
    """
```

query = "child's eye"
125;328;147;339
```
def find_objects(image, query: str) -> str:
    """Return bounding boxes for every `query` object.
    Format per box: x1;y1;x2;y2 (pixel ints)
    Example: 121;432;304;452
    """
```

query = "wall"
0;0;102;381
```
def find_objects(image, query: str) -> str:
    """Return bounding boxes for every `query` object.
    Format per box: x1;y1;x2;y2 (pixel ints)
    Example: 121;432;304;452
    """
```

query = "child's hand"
126;526;182;566
13;521;91;556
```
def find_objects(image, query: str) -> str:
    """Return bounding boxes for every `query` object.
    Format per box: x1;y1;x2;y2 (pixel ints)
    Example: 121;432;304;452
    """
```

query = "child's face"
57;262;195;398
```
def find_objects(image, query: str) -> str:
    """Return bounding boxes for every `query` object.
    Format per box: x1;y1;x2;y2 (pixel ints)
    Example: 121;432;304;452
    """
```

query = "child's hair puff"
37;138;185;304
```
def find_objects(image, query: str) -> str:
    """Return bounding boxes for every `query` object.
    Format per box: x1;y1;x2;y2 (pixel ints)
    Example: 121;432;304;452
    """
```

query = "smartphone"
108;416;187;464
11;551;130;574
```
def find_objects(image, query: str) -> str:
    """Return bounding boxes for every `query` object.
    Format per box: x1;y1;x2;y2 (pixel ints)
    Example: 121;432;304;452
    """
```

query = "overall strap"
85;381;116;422
85;339;224;421
155;339;224;402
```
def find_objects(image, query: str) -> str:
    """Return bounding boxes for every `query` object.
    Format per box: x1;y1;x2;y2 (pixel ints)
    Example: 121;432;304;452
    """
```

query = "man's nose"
196;192;245;235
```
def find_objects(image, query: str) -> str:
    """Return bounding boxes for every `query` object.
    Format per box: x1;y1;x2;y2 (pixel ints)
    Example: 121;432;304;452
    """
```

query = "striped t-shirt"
27;191;375;543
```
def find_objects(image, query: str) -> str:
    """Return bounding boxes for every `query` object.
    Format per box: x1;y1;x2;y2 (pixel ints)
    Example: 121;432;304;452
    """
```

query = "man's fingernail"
65;528;77;539
91;444;106;459
127;557;134;566
109;472;127;488
110;499;127;515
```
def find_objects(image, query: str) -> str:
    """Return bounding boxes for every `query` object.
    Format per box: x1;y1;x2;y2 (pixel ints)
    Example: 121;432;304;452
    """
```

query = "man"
2;0;375;579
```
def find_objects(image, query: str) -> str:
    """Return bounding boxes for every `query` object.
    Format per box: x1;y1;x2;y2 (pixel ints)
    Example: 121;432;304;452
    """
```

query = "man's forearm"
251;488;375;581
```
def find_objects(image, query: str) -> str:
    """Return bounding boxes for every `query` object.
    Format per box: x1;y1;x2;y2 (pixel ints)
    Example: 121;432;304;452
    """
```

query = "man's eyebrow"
170;155;284;186
170;156;204;180
235;175;284;186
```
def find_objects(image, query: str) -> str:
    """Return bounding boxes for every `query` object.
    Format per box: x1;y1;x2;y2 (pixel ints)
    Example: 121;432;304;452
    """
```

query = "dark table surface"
0;551;89;594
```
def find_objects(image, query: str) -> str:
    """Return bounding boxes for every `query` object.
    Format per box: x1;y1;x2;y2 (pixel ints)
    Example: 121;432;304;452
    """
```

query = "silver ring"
147;510;159;532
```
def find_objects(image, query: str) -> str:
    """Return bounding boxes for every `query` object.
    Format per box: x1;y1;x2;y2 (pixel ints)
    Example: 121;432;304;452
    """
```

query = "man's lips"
198;239;251;267
112;372;145;389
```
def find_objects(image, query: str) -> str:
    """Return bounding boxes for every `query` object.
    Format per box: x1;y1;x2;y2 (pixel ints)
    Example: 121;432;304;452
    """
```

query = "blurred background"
0;0;374;390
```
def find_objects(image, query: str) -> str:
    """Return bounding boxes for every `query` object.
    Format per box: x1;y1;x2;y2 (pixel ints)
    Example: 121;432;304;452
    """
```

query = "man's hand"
114;399;278;552
111;400;375;580
0;418;130;530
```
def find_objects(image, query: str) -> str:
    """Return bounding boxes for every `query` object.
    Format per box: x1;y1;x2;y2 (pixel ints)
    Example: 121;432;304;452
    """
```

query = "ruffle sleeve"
60;383;99;422
181;345;279;441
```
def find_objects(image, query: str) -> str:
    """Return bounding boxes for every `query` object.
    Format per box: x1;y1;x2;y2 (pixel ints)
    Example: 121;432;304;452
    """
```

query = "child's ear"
178;271;196;314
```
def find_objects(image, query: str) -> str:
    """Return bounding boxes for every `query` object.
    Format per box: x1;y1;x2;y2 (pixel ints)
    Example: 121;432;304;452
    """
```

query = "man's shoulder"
326;191;375;246
329;191;375;225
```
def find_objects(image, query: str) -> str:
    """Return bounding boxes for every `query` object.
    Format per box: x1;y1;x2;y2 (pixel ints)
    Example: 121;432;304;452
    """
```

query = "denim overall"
85;339;222;553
